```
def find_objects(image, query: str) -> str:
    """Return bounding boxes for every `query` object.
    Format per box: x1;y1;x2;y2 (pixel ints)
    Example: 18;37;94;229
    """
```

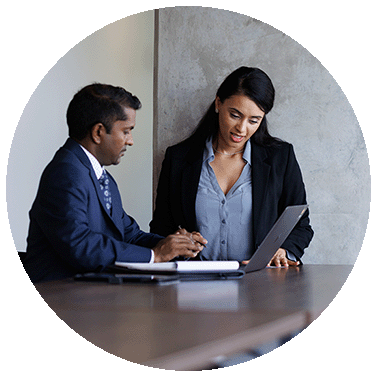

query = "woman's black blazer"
150;138;314;261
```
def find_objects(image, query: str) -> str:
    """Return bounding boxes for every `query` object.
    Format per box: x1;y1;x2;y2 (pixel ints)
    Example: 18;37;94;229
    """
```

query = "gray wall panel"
154;6;370;265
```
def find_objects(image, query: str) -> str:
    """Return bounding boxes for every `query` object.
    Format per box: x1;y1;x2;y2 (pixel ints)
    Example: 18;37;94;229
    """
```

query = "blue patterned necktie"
99;169;112;213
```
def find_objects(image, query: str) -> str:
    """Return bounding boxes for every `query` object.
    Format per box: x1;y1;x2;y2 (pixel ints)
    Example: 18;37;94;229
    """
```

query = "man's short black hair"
66;83;141;140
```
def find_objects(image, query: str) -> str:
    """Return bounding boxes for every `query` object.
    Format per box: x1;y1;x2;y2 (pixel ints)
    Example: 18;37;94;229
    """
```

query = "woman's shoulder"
261;143;305;178
270;139;293;151
165;137;204;159
253;139;298;167
253;138;293;154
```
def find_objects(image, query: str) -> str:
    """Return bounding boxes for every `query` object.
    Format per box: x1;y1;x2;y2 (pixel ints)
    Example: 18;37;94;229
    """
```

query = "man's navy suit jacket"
24;138;163;282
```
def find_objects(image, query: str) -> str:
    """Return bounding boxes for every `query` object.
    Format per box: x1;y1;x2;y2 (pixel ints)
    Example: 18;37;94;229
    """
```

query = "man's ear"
90;123;105;145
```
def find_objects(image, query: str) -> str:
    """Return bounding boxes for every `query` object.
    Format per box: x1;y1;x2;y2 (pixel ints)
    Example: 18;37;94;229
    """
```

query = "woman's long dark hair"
188;67;281;147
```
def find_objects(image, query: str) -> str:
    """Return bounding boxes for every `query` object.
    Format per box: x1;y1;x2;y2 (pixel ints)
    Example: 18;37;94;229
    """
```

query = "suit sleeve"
279;145;314;260
34;162;162;272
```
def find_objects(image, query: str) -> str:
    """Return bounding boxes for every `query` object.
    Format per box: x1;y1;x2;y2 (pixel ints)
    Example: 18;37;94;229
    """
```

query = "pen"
178;225;207;247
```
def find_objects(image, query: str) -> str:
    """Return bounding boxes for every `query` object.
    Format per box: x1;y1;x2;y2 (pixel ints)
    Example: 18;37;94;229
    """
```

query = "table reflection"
176;280;240;311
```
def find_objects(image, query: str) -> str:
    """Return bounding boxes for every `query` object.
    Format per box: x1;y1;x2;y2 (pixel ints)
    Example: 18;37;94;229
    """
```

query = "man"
23;83;206;282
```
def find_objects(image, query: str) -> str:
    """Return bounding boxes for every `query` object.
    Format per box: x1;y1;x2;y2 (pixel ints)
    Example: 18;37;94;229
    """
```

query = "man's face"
97;107;136;166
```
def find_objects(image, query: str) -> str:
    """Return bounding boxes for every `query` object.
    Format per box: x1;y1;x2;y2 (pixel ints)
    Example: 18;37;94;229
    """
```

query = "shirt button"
221;200;225;204
221;240;226;244
222;219;226;224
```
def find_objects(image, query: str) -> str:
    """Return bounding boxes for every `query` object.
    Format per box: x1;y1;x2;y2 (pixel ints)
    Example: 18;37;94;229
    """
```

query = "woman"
150;67;313;267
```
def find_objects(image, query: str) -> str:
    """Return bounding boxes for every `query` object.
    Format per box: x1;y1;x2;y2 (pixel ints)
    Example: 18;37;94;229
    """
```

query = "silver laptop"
243;204;308;273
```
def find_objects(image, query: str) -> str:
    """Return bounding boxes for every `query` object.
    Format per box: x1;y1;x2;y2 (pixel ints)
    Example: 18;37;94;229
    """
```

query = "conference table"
35;264;352;370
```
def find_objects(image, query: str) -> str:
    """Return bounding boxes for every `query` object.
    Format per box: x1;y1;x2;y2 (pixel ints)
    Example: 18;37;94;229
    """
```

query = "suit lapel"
63;138;123;233
105;174;124;230
91;169;108;212
251;141;271;236
90;167;125;234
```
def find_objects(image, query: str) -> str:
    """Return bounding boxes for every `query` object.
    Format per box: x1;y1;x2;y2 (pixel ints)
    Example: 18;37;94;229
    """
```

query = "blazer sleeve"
279;144;314;260
150;147;177;236
33;162;161;273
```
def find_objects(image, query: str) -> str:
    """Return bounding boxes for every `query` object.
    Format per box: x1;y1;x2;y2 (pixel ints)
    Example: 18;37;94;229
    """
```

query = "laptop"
242;204;308;273
113;204;308;276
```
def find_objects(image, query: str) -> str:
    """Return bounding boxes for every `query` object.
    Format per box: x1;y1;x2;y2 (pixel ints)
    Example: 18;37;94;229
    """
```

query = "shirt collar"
243;140;251;165
203;137;215;163
204;137;251;165
79;145;105;180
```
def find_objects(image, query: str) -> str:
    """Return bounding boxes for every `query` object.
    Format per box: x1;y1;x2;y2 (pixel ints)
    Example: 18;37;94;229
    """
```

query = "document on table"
114;260;240;273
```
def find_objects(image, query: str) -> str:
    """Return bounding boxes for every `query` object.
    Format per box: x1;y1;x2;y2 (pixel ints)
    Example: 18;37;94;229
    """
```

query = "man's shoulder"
42;141;91;183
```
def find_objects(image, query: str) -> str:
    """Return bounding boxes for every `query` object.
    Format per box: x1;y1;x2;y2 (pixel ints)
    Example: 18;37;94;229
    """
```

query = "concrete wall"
7;11;155;251
154;6;371;265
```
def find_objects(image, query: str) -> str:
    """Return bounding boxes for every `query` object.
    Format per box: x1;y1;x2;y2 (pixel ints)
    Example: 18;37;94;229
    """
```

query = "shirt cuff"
149;249;155;263
285;250;296;261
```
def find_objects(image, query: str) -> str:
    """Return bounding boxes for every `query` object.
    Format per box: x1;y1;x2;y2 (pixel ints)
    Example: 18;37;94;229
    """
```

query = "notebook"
114;260;240;273
113;260;244;280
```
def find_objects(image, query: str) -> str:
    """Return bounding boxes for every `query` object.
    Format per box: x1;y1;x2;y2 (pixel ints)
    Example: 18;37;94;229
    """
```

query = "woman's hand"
267;248;300;268
241;248;300;268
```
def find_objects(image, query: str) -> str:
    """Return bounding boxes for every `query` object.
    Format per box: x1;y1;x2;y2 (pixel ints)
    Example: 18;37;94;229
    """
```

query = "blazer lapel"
251;141;271;238
181;146;204;231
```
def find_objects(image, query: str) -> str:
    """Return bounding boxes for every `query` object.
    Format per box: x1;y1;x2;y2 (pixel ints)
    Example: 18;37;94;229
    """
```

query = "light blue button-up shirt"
195;138;254;261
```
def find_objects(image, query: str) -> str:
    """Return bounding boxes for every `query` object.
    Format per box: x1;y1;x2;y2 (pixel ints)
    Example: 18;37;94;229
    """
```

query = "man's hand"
267;248;300;268
152;230;207;263
176;227;208;249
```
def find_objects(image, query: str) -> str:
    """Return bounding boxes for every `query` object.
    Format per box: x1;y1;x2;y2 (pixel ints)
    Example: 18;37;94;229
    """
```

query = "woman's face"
215;94;265;152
